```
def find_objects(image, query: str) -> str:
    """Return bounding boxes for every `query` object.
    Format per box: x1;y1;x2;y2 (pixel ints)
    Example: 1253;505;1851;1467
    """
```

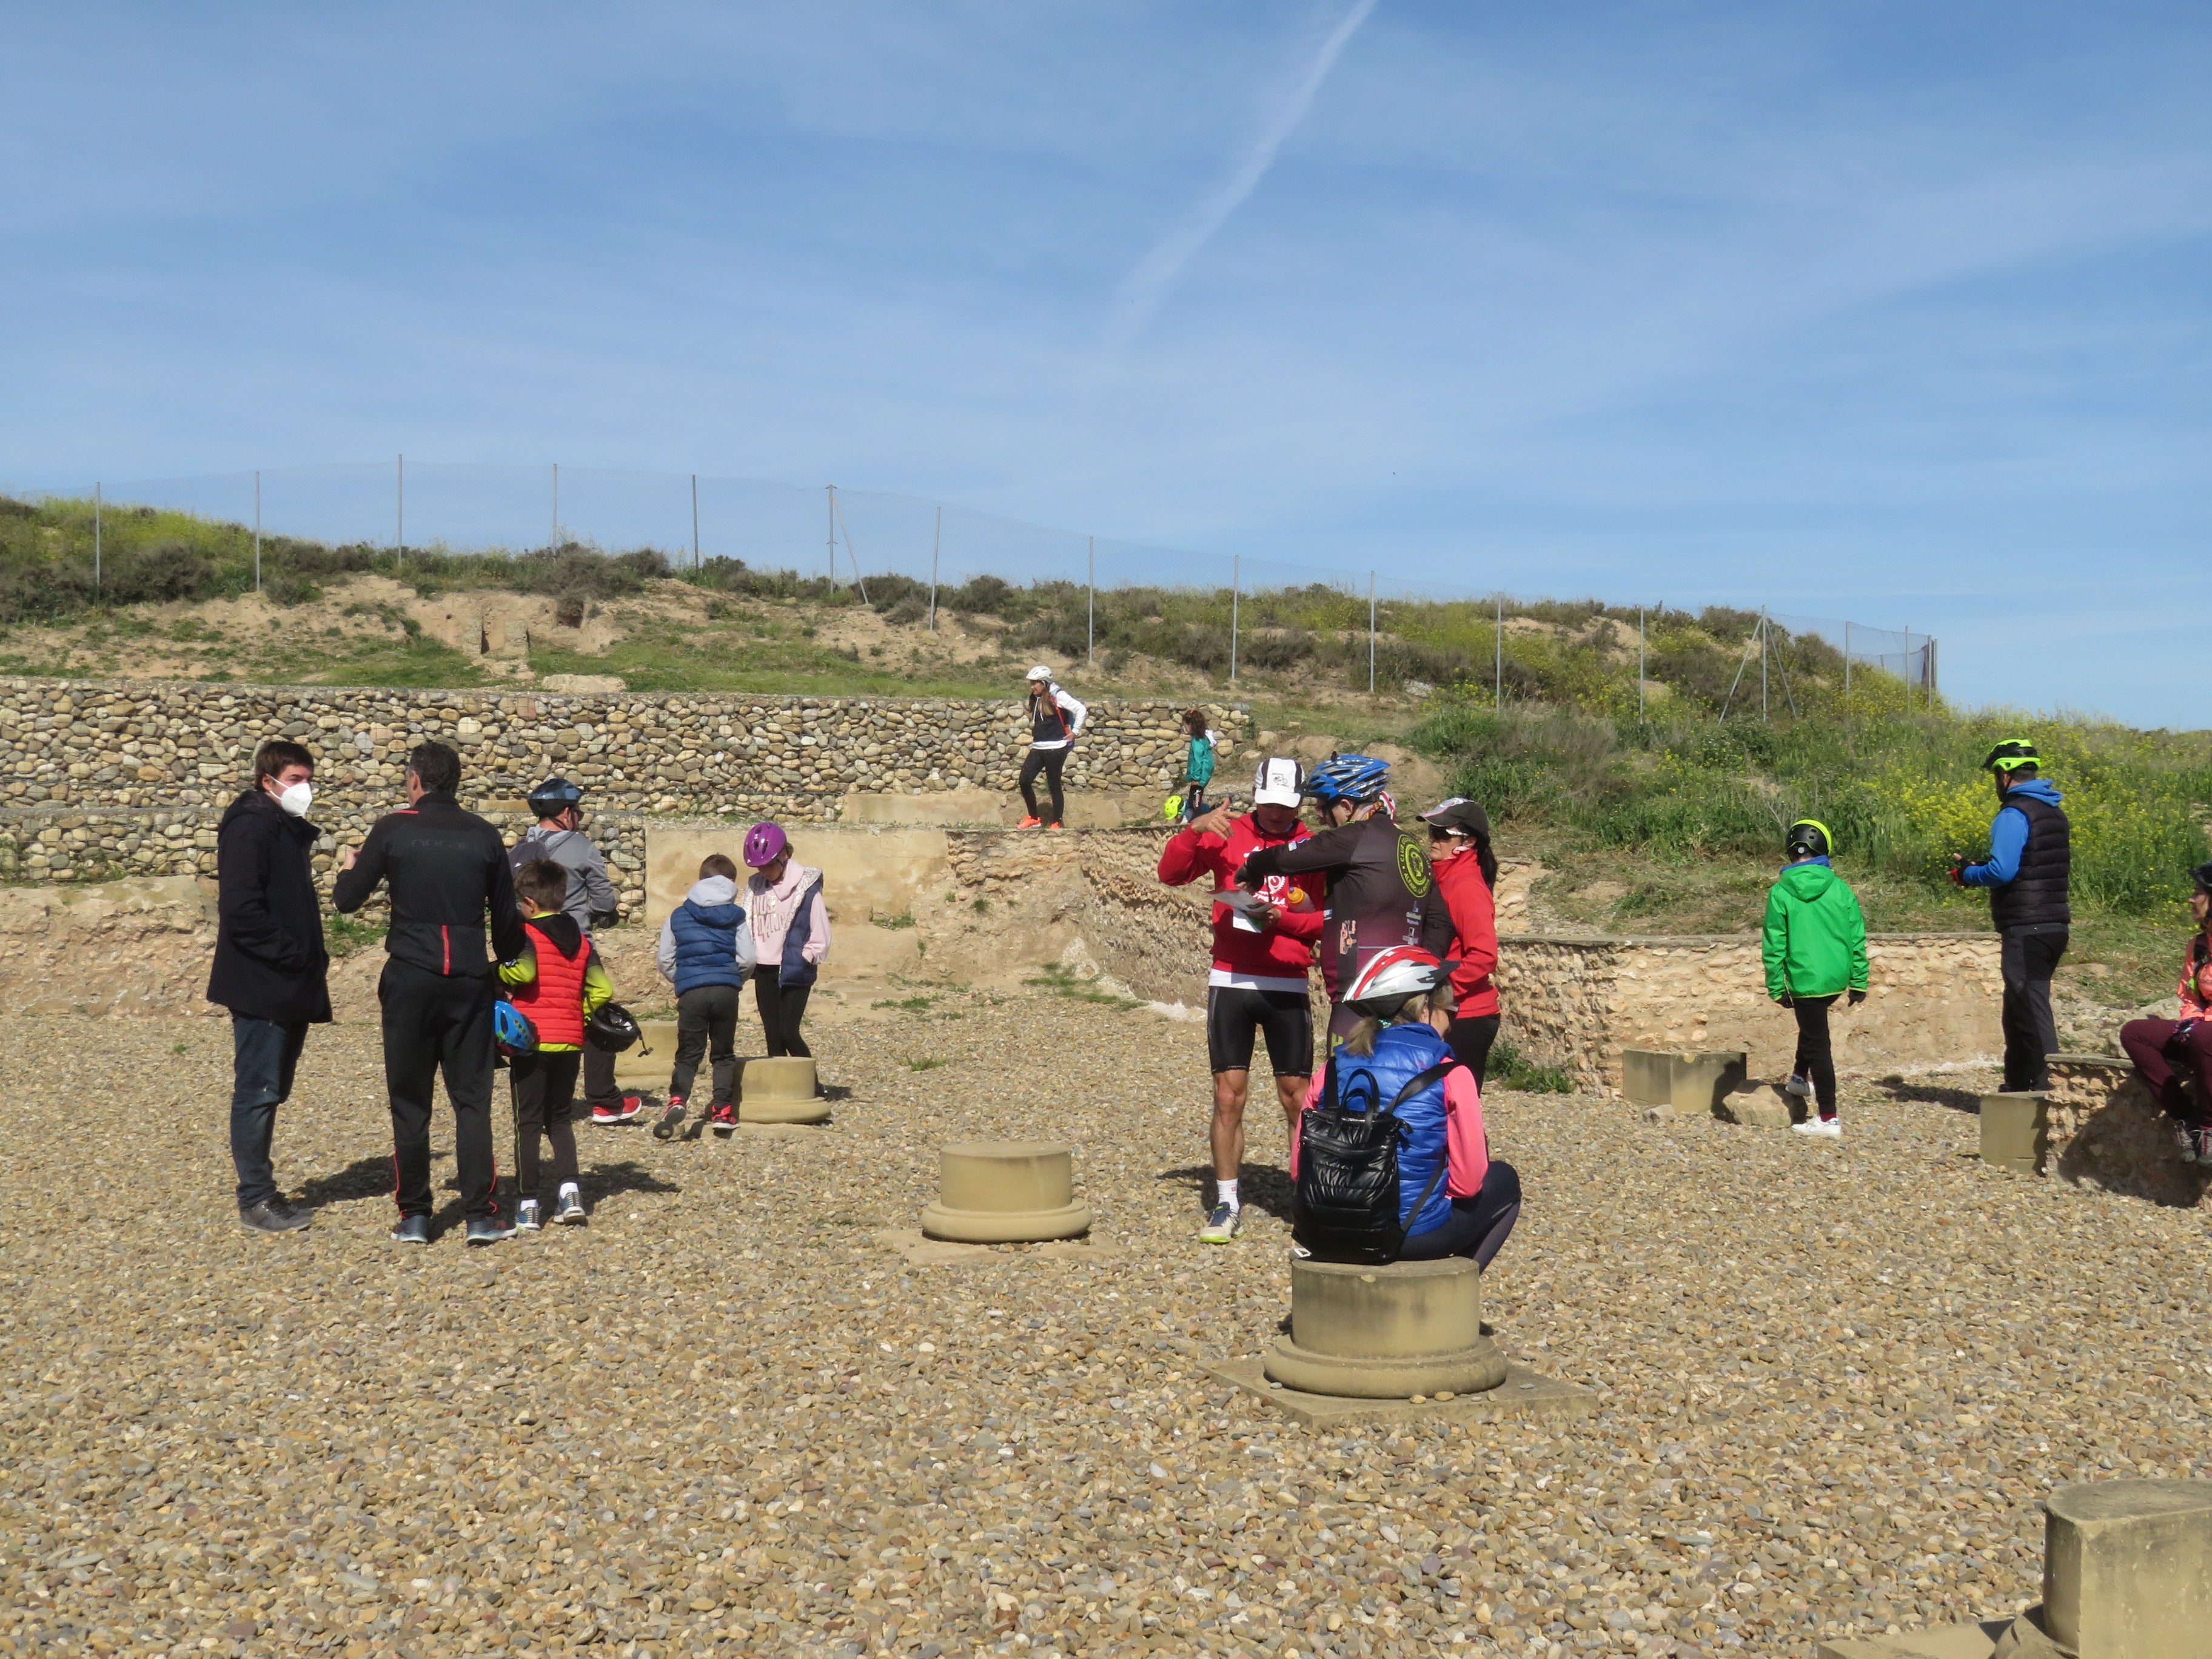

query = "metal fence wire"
25;460;1936;708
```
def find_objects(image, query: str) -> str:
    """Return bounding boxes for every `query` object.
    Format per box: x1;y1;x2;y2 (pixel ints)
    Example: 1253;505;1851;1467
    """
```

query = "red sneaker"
710;1103;739;1137
1047;821;1064;830
590;1104;623;1125
1017;816;1043;829
614;1094;643;1123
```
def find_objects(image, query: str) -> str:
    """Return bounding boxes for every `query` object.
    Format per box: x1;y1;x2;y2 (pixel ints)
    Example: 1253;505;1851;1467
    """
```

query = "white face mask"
276;780;313;817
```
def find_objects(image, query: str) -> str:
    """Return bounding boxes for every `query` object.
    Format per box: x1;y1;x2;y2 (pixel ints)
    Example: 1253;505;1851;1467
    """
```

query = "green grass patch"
905;1057;951;1072
1487;1037;1574;1094
1023;964;1142;1011
871;913;916;930
873;994;936;1014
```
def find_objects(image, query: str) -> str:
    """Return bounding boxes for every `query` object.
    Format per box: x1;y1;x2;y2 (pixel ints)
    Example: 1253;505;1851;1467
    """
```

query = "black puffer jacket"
332;791;527;978
206;788;332;1025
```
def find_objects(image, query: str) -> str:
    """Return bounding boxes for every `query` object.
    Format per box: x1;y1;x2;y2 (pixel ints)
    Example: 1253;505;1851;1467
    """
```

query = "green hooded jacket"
1761;861;1871;1000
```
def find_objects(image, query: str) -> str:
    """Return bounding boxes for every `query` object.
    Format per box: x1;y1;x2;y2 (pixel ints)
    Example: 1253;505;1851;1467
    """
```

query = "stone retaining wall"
0;677;1247;820
2035;1055;2210;1208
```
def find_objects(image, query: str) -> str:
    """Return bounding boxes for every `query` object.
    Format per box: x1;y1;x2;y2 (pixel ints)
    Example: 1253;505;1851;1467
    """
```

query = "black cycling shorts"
1206;985;1315;1078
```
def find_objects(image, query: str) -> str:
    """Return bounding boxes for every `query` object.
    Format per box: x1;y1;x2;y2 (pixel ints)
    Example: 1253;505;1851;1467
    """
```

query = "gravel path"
4;990;2210;1659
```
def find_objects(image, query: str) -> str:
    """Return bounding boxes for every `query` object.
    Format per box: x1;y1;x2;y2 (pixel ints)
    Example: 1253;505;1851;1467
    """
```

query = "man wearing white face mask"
207;739;332;1232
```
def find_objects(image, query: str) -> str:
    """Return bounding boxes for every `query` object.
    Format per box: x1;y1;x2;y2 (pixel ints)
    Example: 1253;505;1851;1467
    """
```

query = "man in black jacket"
207;739;332;1233
334;740;528;1246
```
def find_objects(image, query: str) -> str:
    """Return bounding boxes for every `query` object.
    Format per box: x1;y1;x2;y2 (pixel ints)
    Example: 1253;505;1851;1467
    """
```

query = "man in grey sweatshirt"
509;778;633;1121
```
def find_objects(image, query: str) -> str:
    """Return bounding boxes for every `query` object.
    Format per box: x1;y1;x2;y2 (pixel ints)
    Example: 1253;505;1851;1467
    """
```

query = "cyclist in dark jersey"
1236;754;1454;1043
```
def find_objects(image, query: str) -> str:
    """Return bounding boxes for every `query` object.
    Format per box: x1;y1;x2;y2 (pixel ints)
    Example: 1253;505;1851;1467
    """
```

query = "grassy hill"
5;491;2207;1024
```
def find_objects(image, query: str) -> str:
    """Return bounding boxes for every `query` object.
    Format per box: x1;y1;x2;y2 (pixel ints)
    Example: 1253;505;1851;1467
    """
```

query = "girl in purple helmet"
743;823;831;1061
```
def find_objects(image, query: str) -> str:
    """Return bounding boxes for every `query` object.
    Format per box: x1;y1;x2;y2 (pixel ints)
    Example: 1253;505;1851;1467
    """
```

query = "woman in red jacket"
1419;797;1502;1085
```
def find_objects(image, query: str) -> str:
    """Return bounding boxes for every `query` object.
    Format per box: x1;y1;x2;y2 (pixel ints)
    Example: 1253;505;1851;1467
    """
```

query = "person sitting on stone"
2119;860;2212;1165
1292;946;1521;1267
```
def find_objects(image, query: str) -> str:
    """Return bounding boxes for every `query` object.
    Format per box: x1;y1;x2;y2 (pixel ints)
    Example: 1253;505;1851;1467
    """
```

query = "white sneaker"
515;1198;542;1232
1789;1116;1826;1136
1783;1074;1813;1099
1792;1115;1842;1138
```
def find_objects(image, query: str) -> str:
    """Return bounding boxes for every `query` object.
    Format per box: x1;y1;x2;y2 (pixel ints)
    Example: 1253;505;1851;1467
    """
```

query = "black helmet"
528;776;585;818
1785;819;1832;860
2193;862;2212;896
585;1001;644;1054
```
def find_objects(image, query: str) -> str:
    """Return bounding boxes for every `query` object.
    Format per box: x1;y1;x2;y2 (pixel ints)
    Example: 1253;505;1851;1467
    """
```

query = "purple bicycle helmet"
743;822;788;868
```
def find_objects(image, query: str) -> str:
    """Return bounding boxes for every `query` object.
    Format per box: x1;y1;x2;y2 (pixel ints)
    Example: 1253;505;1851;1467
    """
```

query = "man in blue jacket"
1954;738;2070;1092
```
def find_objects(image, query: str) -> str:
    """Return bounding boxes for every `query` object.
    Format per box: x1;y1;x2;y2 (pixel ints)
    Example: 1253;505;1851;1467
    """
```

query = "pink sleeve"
1443;1065;1489;1198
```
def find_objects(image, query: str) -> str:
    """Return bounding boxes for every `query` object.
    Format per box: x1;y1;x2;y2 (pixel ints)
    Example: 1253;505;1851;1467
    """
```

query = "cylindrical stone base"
1264;1256;1508;1399
739;1056;830;1124
919;1141;1093;1242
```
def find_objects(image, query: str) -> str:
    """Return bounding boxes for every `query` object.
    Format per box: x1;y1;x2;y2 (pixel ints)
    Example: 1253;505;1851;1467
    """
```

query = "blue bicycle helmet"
1302;753;1391;807
494;999;539;1058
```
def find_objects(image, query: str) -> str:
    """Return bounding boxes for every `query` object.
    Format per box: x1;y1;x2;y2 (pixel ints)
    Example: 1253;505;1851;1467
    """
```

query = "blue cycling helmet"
494;999;539;1058
1303;753;1391;806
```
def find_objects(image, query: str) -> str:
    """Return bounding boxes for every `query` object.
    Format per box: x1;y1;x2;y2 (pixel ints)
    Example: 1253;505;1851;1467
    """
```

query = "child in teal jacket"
1179;709;1218;823
1761;819;1870;1138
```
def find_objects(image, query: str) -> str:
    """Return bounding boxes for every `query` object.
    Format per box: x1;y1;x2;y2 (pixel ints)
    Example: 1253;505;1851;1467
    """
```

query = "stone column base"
739;1056;830;1124
919;1141;1091;1242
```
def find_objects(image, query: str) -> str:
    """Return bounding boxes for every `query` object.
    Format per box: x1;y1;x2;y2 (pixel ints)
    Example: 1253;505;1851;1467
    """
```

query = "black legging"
1398;1159;1520;1267
752;967;812;1059
1792;993;1840;1115
1444;1013;1500;1090
1019;746;1068;823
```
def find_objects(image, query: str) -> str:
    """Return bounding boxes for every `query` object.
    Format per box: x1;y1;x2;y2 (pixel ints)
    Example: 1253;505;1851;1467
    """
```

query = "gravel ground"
4;988;2211;1659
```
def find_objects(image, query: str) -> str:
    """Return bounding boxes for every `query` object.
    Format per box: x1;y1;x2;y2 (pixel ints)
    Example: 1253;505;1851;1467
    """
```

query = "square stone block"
2043;1478;2212;1658
1980;1091;2049;1175
1670;1050;1748;1112
1622;1047;1675;1105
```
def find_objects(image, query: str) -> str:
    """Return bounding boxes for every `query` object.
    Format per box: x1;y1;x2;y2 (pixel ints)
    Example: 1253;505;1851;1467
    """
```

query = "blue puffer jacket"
668;879;750;996
779;877;826;988
1329;1021;1453;1236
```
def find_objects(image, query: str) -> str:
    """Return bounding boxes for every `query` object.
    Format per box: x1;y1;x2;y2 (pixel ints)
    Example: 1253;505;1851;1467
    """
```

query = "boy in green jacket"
1762;819;1870;1139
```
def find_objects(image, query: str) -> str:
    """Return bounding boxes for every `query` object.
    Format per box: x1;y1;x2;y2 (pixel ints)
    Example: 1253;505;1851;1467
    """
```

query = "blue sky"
3;2;2207;723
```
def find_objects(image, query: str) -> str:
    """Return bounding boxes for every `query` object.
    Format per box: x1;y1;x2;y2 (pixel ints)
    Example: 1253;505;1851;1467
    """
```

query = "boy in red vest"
501;859;614;1230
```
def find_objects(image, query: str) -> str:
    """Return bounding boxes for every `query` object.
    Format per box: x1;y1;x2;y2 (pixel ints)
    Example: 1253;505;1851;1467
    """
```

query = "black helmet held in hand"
586;1001;645;1054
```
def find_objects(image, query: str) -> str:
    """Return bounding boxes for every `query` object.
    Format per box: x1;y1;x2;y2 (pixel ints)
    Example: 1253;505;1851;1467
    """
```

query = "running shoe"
710;1103;739;1137
515;1198;542;1233
1789;1116;1827;1136
654;1098;687;1141
554;1188;588;1226
1198;1202;1241;1244
1047;821;1064;830
238;1197;311;1233
1783;1074;1813;1099
466;1215;517;1247
2195;1124;2212;1166
390;1214;431;1245
2174;1121;2200;1165
591;1103;623;1125
1017;816;1044;830
1811;1116;1842;1138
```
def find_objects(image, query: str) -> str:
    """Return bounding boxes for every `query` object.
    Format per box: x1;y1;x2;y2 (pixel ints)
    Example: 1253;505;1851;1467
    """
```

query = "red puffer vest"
512;919;592;1047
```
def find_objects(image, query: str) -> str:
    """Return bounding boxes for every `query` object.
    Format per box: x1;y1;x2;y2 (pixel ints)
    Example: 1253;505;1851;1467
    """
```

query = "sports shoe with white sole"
1783;1074;1813;1099
515;1198;542;1233
554;1188;588;1226
1791;1115;1842;1138
1198;1202;1241;1244
654;1099;687;1141
466;1215;517;1246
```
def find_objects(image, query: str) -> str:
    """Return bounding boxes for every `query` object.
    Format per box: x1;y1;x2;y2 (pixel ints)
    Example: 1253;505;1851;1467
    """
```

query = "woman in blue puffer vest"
1296;945;1522;1265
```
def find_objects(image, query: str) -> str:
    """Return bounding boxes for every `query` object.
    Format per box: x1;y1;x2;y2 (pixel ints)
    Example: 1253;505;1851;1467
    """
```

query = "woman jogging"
743;822;830;1060
1761;819;1869;1139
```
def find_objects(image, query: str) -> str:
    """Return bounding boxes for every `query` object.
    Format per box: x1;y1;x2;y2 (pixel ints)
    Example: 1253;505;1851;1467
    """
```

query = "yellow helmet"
1982;737;2041;774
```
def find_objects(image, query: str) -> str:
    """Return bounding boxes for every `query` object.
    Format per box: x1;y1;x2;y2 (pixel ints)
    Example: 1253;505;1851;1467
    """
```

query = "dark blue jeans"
230;1015;309;1210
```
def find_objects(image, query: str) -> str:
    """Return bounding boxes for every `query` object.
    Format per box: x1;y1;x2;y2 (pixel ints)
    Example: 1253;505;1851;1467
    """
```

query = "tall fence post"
825;485;837;588
395;454;404;558
1087;535;1095;669
1637;606;1645;720
1494;595;1503;709
1228;554;1240;686
253;471;262;592
1843;621;1852;702
93;482;101;593
928;506;940;632
551;463;559;548
1367;572;1376;695
690;474;700;570
1760;611;1769;723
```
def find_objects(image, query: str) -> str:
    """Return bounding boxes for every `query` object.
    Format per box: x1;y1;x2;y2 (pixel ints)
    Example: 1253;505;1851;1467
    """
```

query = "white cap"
1025;665;1053;682
1252;757;1303;808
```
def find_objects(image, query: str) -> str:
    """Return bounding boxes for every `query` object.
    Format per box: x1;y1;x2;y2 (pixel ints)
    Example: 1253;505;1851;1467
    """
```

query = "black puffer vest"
1990;792;2071;930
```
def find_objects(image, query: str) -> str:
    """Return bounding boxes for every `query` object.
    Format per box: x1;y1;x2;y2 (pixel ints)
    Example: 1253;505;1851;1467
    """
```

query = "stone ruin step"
610;1021;830;1123
1623;1047;1749;1113
1817;1477;2212;1658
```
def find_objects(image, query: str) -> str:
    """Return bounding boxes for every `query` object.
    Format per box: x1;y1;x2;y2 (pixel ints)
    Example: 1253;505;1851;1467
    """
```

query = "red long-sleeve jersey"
1157;815;1327;992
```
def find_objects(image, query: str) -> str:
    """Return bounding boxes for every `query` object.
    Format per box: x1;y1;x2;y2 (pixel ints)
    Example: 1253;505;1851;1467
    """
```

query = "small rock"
1715;1083;1796;1127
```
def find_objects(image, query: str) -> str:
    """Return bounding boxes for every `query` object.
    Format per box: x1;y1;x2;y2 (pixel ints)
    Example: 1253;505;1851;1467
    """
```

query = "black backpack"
1294;1059;1455;1264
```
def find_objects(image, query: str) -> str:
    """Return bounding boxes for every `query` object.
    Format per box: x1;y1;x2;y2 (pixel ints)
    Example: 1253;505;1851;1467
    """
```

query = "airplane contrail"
1101;0;1379;360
